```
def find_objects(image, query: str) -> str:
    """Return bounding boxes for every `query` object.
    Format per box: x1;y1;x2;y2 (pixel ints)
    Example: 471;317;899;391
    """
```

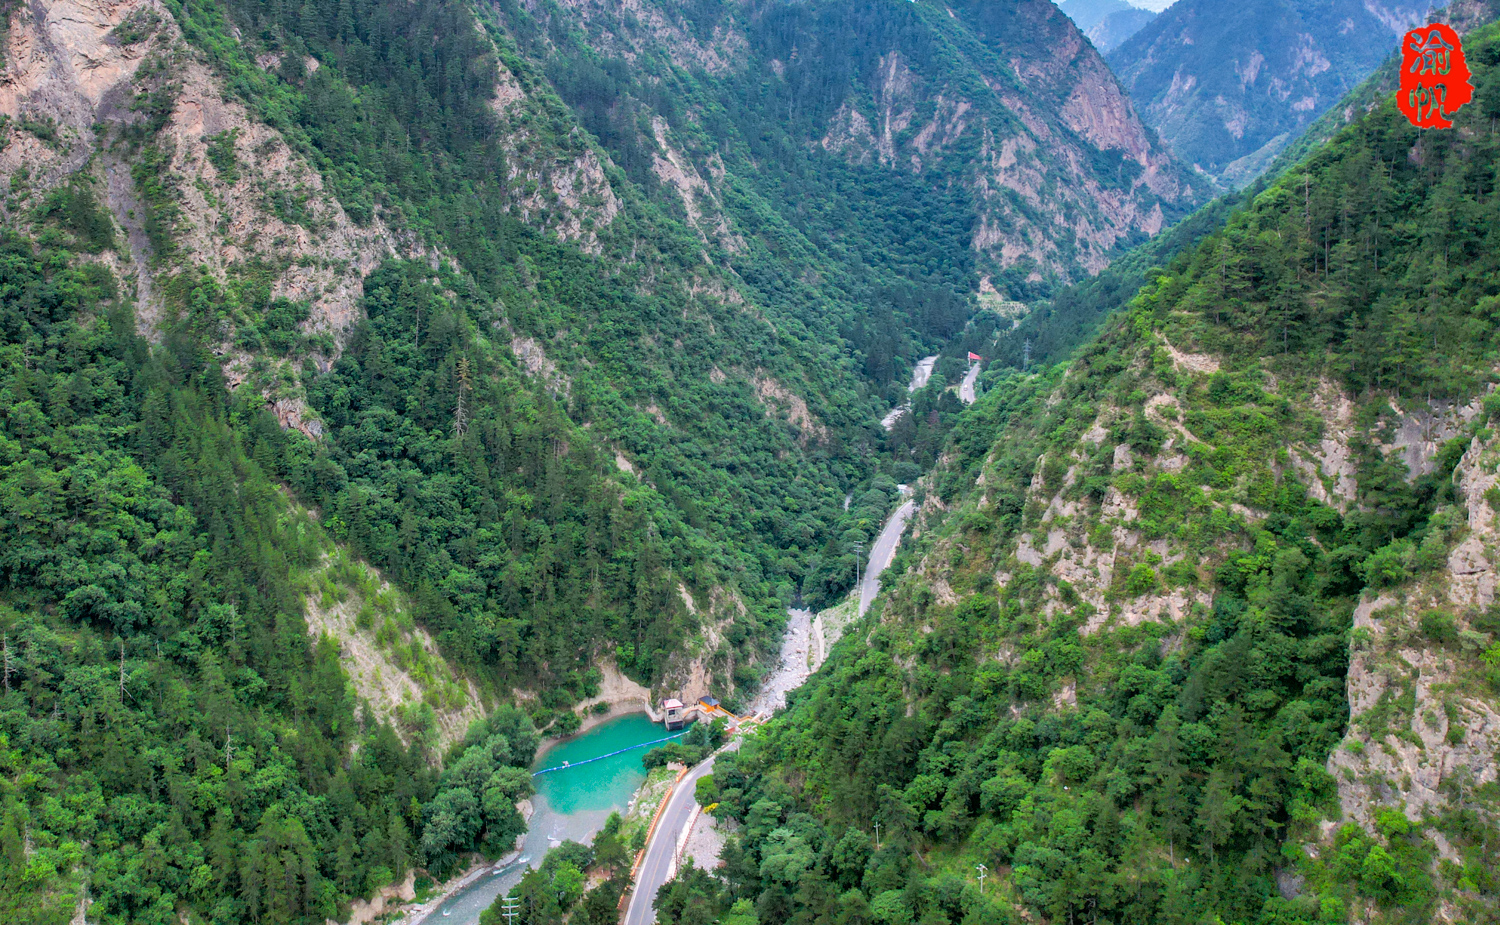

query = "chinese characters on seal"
1398;23;1472;129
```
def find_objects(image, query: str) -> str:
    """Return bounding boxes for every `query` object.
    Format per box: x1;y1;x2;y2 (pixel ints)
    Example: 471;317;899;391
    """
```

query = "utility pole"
501;893;520;925
976;864;987;895
873;821;881;851
1023;338;1031;368
854;542;864;594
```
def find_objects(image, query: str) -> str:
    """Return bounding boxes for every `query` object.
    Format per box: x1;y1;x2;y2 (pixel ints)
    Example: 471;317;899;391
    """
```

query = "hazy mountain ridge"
503;0;1208;294
1087;7;1157;53
1055;0;1159;51
1108;0;1434;185
1057;0;1136;32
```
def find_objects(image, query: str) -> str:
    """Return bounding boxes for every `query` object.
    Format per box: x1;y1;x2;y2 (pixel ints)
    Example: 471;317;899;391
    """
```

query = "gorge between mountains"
2;0;1500;924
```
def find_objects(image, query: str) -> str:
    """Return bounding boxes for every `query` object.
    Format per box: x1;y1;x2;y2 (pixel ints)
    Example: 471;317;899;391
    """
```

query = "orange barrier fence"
618;765;690;911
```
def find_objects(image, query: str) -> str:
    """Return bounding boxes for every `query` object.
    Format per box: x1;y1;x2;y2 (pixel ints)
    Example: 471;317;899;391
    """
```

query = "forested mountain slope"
971;0;1500;388
0;0;1214;920
698;21;1500;925
1267;0;1500;178
1108;0;1432;186
513;0;1205;299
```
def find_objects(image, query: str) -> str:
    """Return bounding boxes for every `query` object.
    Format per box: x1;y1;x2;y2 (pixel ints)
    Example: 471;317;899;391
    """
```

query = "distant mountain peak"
1057;0;1135;32
1087;7;1158;52
1108;0;1435;185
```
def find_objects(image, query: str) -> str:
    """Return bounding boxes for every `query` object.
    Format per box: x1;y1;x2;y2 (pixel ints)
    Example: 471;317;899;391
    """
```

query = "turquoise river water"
424;713;678;925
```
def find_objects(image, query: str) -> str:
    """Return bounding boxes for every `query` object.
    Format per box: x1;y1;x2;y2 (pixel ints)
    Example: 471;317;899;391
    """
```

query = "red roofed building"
662;698;686;730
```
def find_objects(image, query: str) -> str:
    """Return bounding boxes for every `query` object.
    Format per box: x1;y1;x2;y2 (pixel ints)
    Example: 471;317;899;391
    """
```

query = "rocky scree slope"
707;22;1500;925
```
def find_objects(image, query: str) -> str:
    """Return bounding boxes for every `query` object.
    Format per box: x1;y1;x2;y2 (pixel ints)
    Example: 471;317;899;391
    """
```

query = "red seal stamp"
1398;23;1472;129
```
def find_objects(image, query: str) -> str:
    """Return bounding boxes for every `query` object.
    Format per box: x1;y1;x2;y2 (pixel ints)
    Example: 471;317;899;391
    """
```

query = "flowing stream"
880;355;940;430
413;713;670;925
413;360;928;925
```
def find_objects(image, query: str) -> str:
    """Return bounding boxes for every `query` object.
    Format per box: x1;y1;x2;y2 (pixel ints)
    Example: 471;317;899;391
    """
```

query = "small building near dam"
662;698;687;730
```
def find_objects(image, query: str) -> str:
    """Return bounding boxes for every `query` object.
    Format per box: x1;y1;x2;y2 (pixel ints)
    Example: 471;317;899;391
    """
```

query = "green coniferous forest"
1;0;1185;917
689;20;1500;925
2;0;1499;922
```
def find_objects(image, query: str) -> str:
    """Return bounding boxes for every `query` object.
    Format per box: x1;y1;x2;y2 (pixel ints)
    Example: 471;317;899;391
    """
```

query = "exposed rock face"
0;0;402;346
650;117;741;252
495;0;1203;296
573;661;654;731
811;0;1201;281
551;0;749;76
751;372;828;447
303;554;486;752
978;402;1217;638
656;586;751;707
337;871;417;925
1289;379;1359;512
1328;430;1500;850
0;0;417;443
1381;396;1487;481
1107;0;1432;185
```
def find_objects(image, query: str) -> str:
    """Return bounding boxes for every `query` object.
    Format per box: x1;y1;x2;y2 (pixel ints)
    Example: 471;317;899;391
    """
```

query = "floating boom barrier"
531;730;690;777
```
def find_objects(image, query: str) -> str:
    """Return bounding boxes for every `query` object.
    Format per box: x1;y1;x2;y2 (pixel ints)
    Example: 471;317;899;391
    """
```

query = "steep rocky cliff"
1109;0;1433;186
497;0;1206;298
0;0;406;425
709;21;1500;925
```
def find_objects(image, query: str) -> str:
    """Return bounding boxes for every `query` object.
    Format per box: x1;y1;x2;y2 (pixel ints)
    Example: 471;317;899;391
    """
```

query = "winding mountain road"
626;390;926;925
859;499;915;616
626;498;916;923
959;362;980;404
623;752;727;925
880;355;939;430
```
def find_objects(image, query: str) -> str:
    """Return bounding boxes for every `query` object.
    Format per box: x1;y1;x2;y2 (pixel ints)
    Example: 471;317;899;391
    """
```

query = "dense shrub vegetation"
0;235;448;924
6;0;1499;920
677;23;1500;925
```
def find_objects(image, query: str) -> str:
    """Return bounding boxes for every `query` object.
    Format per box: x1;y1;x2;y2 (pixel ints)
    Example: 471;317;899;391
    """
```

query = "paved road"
860;499;916;616
959;362;980;404
627;465;921;925
623;751;726;925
